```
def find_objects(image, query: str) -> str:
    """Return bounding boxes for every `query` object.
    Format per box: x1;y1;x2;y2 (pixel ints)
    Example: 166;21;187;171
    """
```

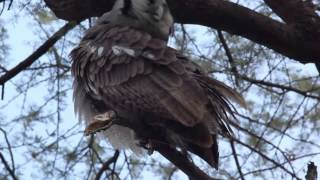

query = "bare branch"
0;21;77;99
86;114;219;180
263;0;320;71
153;141;219;180
239;75;320;100
95;150;120;180
229;140;245;180
217;30;239;86
263;0;320;29
0;128;15;175
44;0;320;66
232;138;301;179
0;152;18;180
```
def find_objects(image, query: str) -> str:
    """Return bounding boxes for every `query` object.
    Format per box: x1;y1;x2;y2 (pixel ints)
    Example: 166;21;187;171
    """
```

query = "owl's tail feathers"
186;134;219;169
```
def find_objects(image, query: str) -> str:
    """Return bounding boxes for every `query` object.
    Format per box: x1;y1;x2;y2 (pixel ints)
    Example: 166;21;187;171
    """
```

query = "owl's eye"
148;0;155;4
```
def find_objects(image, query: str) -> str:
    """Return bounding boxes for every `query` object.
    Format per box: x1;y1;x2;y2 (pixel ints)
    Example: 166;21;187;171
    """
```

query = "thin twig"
229;140;245;180
0;21;77;99
95;150;120;180
0;65;8;73
217;30;240;86
0;152;18;180
233;138;301;179
0;127;15;175
240;75;320;100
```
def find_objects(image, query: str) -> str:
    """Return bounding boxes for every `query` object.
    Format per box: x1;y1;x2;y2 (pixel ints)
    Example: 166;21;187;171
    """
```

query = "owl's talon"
84;111;116;136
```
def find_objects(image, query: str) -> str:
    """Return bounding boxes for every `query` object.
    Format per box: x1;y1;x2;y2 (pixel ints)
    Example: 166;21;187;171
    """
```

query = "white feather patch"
142;52;156;60
97;47;104;57
90;46;97;53
100;125;145;155
112;45;136;57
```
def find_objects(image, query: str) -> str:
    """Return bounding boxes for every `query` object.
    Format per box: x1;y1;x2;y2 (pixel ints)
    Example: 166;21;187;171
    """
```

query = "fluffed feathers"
71;21;245;168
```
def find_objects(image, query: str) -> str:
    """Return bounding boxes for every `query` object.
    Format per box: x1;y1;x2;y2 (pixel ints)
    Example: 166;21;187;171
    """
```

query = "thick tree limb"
263;0;320;70
0;21;76;88
85;113;219;180
44;0;320;66
153;141;218;180
263;0;320;29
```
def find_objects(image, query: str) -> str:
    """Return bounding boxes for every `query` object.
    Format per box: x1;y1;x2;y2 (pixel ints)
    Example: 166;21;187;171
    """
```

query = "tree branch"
263;0;320;71
229;140;245;180
44;0;320;66
0;21;77;98
86;114;219;180
239;75;320;100
153;141;219;180
217;30;239;86
0;128;15;176
263;0;320;28
232;138;300;179
95;150;120;180
0;152;18;180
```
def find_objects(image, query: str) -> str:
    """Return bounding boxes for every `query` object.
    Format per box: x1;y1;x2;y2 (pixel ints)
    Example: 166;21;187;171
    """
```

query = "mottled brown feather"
71;23;245;168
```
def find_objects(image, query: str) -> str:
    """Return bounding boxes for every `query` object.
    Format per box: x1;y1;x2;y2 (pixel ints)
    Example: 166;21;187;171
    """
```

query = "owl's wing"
71;25;211;127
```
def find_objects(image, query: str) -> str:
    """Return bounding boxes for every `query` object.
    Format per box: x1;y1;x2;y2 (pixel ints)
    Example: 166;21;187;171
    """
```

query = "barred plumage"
71;0;245;168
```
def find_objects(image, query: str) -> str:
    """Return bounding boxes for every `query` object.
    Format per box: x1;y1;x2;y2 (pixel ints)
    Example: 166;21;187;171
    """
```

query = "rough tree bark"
44;0;320;69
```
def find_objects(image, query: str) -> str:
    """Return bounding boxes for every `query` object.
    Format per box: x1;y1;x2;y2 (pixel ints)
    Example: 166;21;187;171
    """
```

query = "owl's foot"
84;111;116;136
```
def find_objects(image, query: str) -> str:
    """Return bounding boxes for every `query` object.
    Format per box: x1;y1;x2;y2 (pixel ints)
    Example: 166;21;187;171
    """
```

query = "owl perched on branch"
71;0;245;169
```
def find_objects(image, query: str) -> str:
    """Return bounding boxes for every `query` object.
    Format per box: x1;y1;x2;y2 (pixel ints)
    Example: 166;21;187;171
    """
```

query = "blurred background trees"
0;0;319;179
